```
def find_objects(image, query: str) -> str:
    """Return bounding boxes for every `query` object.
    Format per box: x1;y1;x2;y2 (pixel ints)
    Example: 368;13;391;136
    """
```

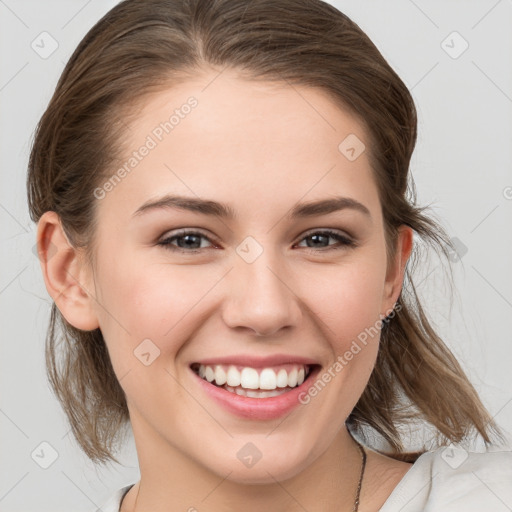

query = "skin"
38;67;414;511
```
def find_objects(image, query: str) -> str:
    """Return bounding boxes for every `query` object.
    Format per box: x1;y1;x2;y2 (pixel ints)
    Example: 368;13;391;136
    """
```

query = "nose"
221;248;302;337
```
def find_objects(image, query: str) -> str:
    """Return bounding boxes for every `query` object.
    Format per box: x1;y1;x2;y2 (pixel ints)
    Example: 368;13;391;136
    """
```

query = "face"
71;68;409;483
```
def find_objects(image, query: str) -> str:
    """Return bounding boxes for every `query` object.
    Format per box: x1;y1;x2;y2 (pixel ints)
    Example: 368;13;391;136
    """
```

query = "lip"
191;353;320;369
190;363;321;420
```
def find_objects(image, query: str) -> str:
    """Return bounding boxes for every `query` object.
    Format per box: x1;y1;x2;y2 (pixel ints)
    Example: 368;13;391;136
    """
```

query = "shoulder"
379;445;512;512
97;483;135;512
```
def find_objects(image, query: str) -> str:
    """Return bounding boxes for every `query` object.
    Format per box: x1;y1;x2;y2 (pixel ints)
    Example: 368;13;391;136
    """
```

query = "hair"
27;0;506;465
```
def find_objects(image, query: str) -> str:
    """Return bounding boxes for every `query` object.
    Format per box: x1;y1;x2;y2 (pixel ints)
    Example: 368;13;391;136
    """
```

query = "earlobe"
382;225;414;316
37;211;99;331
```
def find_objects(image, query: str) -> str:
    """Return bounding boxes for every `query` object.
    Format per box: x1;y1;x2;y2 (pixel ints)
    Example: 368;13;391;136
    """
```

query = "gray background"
1;1;511;510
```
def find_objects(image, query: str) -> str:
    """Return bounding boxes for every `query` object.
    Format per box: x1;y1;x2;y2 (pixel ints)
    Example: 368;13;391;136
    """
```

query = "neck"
124;418;364;512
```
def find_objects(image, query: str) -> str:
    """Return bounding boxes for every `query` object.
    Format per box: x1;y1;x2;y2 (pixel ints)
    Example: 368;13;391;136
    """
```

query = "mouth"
190;362;321;400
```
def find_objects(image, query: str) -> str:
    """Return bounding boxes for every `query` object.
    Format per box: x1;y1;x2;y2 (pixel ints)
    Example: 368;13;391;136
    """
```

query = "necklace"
126;439;367;512
352;439;367;512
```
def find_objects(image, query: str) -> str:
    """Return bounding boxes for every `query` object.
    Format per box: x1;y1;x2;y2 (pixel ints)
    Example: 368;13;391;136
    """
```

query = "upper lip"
191;354;321;369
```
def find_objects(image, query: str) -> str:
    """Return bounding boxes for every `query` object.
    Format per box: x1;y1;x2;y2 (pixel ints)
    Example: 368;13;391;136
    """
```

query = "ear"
36;211;99;331
381;225;414;317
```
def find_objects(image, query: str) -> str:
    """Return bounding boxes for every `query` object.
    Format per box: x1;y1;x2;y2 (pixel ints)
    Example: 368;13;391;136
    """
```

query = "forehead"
99;68;381;223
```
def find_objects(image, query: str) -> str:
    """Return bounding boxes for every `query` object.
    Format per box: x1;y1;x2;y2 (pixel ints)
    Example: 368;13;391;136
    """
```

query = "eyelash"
157;229;357;254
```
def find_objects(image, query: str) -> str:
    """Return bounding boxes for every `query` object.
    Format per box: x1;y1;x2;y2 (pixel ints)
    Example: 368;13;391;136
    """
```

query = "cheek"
299;257;386;350
94;256;221;353
93;259;222;409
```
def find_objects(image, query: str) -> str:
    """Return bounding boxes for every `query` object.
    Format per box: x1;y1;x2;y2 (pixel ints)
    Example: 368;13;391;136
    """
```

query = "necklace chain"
352;439;367;512
127;438;367;512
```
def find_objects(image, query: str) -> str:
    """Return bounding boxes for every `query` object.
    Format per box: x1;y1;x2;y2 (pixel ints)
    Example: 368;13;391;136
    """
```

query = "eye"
295;230;356;251
157;228;356;254
158;230;216;253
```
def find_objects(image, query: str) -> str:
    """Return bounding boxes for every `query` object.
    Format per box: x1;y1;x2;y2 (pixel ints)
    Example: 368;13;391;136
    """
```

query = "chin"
199;439;316;485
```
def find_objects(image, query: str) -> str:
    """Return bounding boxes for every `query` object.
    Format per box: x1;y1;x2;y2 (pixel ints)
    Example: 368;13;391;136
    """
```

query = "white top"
97;446;512;511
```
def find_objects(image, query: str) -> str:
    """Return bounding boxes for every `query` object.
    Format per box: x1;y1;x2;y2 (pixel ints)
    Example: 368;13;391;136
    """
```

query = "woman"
28;0;512;510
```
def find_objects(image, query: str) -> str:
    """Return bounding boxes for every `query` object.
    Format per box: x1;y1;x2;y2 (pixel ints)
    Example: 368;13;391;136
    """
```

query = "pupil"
308;234;328;247
179;234;201;249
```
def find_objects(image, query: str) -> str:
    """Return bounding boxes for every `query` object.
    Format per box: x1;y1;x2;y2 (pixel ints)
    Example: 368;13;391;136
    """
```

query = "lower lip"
191;366;321;420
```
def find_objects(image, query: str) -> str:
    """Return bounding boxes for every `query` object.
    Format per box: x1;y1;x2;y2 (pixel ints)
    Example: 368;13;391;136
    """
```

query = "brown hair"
27;0;506;465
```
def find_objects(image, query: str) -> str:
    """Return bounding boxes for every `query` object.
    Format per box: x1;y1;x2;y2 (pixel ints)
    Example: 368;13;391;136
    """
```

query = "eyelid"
293;229;357;250
157;227;357;253
156;228;219;252
298;227;354;242
159;227;214;239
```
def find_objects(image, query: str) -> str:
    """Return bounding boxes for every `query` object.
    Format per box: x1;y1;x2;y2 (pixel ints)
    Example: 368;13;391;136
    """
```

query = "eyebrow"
132;194;371;220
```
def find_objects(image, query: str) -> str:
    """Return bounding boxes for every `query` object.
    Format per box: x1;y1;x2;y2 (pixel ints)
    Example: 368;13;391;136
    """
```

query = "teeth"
259;368;277;390
196;363;311;390
288;368;298;387
205;366;215;382
241;368;259;389
225;385;289;398
226;366;241;387
276;369;288;388
213;365;227;386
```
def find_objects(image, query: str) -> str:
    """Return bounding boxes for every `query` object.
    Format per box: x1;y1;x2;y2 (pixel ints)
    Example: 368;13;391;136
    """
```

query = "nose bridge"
222;237;300;336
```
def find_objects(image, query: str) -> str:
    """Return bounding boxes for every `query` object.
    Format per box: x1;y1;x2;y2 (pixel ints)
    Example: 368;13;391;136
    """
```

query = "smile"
191;363;311;398
190;359;322;420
